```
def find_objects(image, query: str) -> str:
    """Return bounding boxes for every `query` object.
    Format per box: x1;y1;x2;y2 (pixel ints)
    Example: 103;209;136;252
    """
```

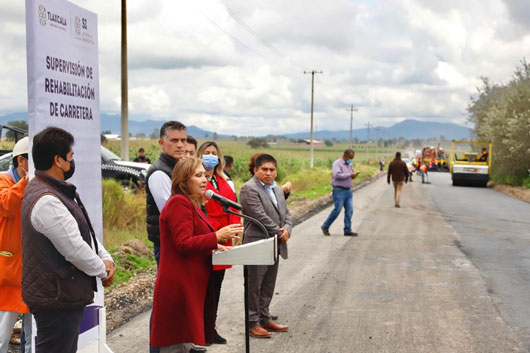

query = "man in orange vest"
0;137;32;353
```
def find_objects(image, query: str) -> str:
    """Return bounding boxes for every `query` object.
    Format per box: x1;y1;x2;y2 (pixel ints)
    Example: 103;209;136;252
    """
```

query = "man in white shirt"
145;121;187;265
21;127;114;353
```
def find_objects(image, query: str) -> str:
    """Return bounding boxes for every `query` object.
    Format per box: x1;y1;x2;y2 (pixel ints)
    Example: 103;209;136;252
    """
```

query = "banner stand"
78;307;113;353
25;0;112;351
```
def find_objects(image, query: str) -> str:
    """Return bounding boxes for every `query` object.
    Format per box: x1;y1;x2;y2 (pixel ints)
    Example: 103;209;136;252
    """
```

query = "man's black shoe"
344;232;358;236
321;226;330;236
214;330;227;344
190;346;207;353
271;314;279;321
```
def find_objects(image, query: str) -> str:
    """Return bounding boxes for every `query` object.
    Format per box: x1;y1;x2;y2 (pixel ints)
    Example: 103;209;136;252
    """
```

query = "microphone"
205;190;243;211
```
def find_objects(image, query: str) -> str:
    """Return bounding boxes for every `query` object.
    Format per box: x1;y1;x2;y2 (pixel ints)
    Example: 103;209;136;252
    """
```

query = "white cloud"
1;0;529;135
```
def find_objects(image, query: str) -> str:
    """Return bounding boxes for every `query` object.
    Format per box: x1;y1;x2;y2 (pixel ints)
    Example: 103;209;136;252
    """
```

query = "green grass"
110;252;155;288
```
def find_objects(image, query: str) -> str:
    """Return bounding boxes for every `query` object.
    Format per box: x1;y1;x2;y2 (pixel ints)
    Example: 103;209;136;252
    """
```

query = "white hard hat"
13;137;29;158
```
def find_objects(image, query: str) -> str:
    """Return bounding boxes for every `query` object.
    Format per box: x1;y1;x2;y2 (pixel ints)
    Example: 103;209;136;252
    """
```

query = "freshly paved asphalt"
108;172;530;353
427;172;530;349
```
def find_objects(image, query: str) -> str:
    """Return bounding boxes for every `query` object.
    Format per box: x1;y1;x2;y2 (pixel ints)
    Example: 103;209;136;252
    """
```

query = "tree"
150;128;158;139
324;139;333;147
213;132;218;141
135;132;146;138
468;58;530;183
247;138;269;149
204;132;209;138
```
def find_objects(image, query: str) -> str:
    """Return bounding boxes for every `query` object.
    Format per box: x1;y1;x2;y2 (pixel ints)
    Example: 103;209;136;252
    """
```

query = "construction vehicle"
450;141;492;187
421;146;448;171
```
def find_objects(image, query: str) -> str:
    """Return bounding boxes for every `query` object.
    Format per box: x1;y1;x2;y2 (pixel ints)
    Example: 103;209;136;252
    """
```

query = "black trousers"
32;307;85;353
204;269;226;344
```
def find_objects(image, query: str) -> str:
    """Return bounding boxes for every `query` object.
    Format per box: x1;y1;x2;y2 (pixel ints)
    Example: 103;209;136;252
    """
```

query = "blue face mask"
202;154;219;170
346;158;353;164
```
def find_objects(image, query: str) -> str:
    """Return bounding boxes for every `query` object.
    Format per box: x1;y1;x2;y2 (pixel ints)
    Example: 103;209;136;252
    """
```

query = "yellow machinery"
421;146;448;171
450;141;492;187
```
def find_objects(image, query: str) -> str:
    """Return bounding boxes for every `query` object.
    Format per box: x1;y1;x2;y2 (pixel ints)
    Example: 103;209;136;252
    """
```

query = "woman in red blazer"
197;141;240;345
150;157;242;352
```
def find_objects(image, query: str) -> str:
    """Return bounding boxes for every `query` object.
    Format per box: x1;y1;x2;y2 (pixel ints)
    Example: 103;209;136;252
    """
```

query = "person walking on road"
321;149;360;236
387;152;409;208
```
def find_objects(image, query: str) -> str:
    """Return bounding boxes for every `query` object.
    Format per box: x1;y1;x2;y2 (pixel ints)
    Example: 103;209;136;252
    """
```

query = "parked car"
100;146;149;191
402;158;415;180
0;145;149;192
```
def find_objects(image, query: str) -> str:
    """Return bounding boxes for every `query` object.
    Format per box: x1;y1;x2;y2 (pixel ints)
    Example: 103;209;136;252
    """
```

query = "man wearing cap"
133;148;151;164
0;137;32;353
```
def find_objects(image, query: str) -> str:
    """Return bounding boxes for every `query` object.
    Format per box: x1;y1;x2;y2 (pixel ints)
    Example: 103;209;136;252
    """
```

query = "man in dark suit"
240;154;292;339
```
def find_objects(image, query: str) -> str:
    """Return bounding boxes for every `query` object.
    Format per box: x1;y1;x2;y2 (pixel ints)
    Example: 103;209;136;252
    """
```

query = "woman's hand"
216;224;244;242
216;244;233;252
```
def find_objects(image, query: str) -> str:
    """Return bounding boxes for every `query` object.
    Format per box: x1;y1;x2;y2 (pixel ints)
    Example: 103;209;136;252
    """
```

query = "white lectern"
211;208;278;353
212;236;277;266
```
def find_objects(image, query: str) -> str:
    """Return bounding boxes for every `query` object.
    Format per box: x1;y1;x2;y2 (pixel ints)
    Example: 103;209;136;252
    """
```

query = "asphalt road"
108;173;530;353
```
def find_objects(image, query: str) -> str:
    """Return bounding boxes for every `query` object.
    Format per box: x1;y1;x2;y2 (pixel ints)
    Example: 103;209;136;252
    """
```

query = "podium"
212;209;278;353
212;236;277;266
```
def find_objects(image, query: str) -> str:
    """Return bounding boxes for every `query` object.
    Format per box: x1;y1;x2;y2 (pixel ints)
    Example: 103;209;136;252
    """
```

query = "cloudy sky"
1;0;529;135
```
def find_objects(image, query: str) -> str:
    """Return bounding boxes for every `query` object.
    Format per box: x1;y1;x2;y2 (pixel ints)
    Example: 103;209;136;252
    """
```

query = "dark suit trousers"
247;260;279;326
204;269;225;344
32;306;85;353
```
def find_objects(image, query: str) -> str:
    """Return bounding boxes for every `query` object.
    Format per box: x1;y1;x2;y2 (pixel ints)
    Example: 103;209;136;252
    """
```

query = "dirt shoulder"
104;171;385;331
489;182;530;203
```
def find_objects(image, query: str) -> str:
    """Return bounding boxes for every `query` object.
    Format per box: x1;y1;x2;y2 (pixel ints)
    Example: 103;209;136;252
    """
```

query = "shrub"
102;179;145;232
523;176;530;189
247;138;269;149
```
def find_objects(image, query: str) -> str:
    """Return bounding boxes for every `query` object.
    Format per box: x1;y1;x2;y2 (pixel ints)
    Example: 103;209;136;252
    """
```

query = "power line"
214;0;307;70
196;7;282;67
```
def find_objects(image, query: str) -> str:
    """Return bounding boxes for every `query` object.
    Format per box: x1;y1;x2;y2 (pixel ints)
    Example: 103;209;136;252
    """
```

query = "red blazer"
150;194;218;347
205;174;240;271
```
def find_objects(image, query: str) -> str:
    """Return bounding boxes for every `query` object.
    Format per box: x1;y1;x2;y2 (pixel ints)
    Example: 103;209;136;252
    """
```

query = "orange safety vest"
0;173;29;313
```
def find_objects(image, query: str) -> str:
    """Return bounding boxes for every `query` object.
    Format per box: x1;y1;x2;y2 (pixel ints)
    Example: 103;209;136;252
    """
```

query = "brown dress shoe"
249;325;271;338
262;321;289;332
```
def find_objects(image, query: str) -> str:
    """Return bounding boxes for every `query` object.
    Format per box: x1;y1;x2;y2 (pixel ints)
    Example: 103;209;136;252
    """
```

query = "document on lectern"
212;236;277;266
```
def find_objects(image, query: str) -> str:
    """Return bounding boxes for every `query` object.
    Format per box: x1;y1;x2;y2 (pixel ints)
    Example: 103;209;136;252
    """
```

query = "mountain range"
0;112;471;140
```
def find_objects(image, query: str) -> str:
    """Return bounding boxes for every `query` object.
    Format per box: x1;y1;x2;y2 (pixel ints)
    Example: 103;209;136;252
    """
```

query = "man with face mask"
0;137;32;353
21;127;115;353
321;149;360;236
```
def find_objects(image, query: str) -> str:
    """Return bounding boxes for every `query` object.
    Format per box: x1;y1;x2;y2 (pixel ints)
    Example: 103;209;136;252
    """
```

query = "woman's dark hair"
32;127;74;171
255;154;277;169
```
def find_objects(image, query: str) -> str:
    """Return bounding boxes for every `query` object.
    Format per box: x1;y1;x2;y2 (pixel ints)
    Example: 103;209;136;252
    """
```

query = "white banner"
25;0;110;351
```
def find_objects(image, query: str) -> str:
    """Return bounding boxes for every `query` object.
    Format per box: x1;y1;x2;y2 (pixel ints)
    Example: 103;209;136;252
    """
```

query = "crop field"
104;138;392;189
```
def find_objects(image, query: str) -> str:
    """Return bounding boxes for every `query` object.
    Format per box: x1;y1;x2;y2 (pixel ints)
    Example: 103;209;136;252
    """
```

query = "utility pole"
365;122;372;155
120;0;129;161
375;127;382;159
346;105;358;147
304;70;322;168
